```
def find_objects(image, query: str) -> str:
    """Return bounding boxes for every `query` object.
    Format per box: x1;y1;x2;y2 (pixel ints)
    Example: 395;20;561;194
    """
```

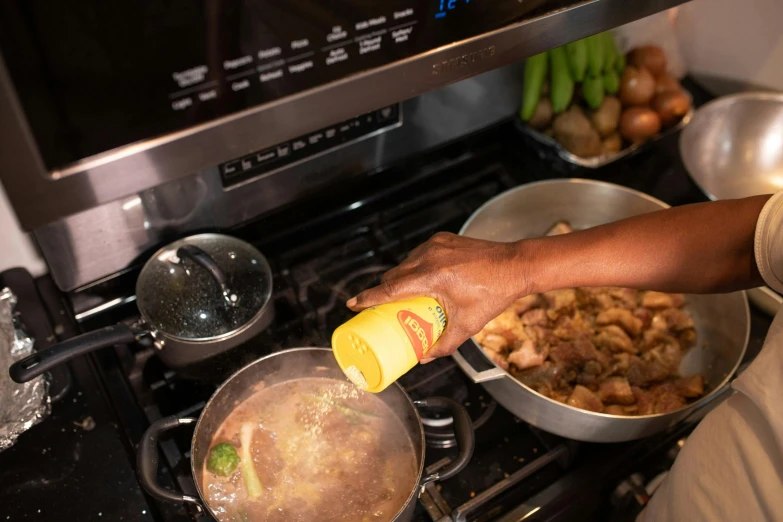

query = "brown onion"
619;66;656;106
655;73;681;95
629;45;667;77
620;107;661;143
651;91;691;127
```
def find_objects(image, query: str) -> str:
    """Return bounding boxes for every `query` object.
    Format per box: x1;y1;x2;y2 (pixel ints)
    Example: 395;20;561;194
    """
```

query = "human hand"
347;232;531;360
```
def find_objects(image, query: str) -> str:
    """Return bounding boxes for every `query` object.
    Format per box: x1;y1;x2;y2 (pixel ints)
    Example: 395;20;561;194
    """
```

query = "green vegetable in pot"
239;423;263;499
206;442;240;477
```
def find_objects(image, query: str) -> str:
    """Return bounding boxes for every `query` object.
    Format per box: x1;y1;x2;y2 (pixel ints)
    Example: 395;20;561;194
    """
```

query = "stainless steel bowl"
680;92;783;314
680;92;783;200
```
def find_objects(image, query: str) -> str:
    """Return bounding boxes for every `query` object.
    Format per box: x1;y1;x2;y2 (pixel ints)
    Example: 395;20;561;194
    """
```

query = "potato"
590;96;622;137
552;106;603;158
529;97;554;130
601;133;622;154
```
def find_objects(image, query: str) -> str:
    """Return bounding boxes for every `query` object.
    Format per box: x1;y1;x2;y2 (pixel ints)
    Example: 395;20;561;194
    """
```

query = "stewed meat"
474;220;706;416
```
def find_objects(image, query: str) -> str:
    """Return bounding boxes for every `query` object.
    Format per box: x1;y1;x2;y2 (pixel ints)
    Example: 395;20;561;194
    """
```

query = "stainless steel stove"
69;111;774;522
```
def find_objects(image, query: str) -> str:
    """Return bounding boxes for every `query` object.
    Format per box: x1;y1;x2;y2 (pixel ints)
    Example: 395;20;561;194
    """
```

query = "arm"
348;195;771;359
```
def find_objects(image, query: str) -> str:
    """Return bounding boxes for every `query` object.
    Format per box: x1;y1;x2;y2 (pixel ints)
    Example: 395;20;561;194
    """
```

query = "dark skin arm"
348;195;770;360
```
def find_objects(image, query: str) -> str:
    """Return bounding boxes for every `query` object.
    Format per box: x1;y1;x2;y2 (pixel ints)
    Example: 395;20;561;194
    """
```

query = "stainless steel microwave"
0;0;686;290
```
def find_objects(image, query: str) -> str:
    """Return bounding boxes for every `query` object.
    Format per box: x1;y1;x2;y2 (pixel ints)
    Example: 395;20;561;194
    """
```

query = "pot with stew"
137;347;474;522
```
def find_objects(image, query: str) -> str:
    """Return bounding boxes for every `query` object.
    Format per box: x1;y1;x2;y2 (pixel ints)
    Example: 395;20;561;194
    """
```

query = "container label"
397;310;434;360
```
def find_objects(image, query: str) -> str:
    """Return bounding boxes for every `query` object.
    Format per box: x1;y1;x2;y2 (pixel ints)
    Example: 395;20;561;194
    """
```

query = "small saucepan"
10;234;274;383
137;348;475;522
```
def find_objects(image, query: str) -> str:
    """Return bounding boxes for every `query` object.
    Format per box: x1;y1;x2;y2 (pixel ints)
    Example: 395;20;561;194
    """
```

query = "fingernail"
346;297;357;308
420;358;435;365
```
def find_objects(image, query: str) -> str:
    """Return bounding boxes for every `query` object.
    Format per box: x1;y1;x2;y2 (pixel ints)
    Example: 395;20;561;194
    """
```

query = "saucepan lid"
136;234;273;342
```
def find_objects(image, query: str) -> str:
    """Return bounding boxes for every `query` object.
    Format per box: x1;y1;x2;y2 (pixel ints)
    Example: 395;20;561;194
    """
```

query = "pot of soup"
137;347;474;522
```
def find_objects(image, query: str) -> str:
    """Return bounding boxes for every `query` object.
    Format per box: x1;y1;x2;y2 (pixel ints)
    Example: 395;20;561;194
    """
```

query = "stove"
70;94;773;522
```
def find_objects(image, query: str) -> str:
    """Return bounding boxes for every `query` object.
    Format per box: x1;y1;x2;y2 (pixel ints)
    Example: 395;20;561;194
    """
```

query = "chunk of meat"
481;347;510;371
651;308;695;333
566;385;604;412
476;333;509;353
642;329;679;351
608;288;639;309
546;221;574;236
543;289;577;314
553;310;592;341
549;340;604;369
521;308;549;327
626;356;670;386
507;340;548;370
642;291;685;309
512;294;541;315
676;375;705;398
604;404;638;415
633;307;653;329
480;309;528;342
524;325;556;346
678;329;697;349
632;386;655;415
594;325;636;354
599;377;636;405
596;308;644;336
644;342;682;373
513;361;561;391
649;382;686;414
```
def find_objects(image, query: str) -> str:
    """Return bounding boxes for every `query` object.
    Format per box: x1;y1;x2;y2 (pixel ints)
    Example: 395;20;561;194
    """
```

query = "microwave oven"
0;0;686;290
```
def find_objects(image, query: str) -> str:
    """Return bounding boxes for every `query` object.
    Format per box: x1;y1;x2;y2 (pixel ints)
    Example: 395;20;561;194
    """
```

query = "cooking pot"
452;179;750;442
10;233;274;383
137;347;474;521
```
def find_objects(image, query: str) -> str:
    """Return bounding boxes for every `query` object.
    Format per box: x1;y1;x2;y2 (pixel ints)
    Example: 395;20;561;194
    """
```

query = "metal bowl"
680;92;783;200
680;92;783;314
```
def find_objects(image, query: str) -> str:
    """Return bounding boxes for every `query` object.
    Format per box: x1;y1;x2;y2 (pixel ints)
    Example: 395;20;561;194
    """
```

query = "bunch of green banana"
521;32;626;121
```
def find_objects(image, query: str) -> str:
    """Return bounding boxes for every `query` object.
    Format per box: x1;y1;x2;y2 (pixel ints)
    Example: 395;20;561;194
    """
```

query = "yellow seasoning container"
332;297;447;393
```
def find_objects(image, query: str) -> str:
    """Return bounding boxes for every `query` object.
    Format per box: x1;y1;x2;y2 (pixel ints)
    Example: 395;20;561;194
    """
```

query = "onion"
655;74;681;95
620;107;661;143
619;66;656;106
651;91;691;127
629;45;667;77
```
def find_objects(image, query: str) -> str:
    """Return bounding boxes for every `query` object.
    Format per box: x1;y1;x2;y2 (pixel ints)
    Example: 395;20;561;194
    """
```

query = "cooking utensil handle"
747;287;782;316
416;397;475;483
451;341;507;383
9;323;138;383
176;245;235;306
137;416;203;508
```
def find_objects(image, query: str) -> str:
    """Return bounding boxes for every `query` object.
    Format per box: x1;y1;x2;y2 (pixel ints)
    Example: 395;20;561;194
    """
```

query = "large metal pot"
137;348;475;521
452;179;750;443
10;233;275;383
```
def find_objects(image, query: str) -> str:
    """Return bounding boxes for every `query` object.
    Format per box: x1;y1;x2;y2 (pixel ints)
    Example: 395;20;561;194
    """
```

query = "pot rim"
136;232;275;344
458;178;750;421
189;346;427;520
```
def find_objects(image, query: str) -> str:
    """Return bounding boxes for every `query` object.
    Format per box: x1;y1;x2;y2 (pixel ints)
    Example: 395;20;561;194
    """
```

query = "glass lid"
136;234;273;341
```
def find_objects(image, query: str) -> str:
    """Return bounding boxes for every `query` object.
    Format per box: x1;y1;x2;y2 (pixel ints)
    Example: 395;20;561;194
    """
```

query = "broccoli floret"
206;442;240;477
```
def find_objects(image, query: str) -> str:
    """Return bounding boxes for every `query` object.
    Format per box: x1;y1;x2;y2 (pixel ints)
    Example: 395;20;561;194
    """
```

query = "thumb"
346;277;420;311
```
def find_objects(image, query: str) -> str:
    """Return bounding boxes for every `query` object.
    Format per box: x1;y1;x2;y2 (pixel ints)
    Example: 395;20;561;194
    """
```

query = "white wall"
0;181;47;277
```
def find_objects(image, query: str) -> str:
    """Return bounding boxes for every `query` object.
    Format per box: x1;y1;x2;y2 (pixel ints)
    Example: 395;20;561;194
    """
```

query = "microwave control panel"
0;0;548;170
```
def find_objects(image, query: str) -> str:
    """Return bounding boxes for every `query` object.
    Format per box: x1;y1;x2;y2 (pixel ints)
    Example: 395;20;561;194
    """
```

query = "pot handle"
451;341;507;383
9;323;139;383
177;245;236;307
137;415;203;508
416;397;475;484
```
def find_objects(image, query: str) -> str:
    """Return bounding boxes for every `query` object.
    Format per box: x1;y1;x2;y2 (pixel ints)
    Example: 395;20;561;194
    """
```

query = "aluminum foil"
0;287;50;451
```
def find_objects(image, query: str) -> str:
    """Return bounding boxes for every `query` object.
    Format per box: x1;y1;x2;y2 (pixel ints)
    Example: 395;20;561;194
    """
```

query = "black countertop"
0;269;155;522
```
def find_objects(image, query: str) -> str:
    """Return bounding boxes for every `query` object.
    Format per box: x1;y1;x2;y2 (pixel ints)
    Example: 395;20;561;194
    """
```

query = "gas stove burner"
420;400;498;449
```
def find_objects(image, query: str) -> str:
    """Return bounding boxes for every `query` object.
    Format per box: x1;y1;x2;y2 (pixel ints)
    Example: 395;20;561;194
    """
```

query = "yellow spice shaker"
332;297;447;393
